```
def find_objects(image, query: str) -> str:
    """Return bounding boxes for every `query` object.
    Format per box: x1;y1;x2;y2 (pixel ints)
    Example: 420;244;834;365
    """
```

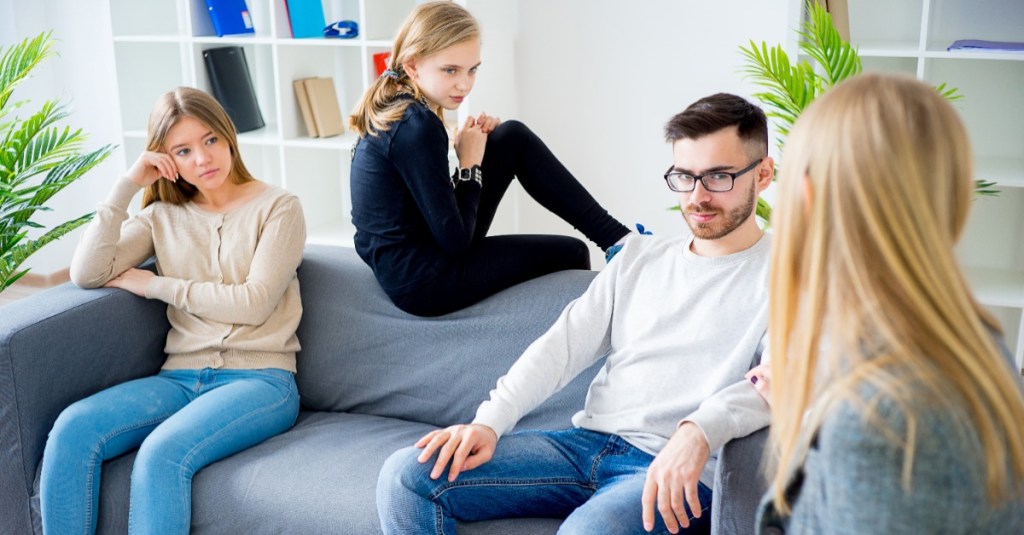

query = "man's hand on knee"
641;422;710;533
414;423;498;482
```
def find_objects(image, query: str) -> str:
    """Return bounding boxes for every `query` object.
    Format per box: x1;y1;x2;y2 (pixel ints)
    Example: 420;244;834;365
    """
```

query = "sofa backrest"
294;245;603;431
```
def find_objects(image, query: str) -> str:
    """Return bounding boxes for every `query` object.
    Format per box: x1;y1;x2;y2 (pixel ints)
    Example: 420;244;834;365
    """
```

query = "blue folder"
286;0;326;39
205;0;255;37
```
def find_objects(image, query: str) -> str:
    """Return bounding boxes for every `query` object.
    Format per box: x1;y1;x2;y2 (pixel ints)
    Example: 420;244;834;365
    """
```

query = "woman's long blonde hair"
141;87;254;208
348;1;479;137
768;72;1024;513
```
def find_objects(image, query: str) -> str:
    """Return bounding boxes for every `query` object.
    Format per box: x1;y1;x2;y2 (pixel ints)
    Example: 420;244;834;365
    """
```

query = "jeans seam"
428;478;592;502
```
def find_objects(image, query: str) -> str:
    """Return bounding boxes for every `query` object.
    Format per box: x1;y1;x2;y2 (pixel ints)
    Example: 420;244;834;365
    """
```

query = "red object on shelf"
373;51;391;77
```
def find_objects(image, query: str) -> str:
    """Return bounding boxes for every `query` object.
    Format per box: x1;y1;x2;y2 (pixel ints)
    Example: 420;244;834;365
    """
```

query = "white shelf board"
857;40;921;58
192;36;275;46
963;265;1024;308
113;35;183;44
273;38;364;48
236;128;283;146
924;45;1024;62
283;133;359;150
307;218;355;248
977;157;1024;189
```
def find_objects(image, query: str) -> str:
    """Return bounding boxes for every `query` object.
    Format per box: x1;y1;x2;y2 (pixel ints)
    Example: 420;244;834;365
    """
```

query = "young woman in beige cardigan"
40;87;306;535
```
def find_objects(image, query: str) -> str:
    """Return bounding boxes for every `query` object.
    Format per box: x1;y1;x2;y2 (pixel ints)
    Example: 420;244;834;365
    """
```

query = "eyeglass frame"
663;157;765;193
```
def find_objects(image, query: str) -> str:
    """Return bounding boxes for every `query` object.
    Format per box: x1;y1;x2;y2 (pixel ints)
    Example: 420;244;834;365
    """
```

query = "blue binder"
206;0;256;37
286;0;326;39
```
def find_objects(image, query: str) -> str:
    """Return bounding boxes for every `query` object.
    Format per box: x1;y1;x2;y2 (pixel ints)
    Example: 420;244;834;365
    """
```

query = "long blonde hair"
141;87;255;208
348;1;479;137
768;72;1024;513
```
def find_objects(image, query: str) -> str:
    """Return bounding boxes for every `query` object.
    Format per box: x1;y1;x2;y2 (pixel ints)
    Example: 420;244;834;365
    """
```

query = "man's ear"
755;156;775;192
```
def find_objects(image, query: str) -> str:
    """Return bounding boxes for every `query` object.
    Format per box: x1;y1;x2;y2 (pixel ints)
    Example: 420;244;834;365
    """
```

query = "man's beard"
683;179;756;240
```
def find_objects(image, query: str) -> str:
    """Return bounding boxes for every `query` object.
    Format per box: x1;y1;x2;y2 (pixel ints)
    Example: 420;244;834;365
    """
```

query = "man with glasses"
377;93;774;535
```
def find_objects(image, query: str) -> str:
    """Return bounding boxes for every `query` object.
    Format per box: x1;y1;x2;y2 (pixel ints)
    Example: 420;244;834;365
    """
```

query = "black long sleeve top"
350;96;482;295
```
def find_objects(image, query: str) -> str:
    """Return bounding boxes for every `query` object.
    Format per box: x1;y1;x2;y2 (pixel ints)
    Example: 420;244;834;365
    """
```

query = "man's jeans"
377;428;712;535
40;368;299;535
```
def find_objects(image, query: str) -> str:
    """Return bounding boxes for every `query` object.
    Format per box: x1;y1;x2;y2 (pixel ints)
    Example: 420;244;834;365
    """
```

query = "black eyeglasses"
663;158;764;193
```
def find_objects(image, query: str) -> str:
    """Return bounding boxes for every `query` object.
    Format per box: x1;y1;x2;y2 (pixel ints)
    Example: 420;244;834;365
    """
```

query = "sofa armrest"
0;284;167;533
710;427;770;535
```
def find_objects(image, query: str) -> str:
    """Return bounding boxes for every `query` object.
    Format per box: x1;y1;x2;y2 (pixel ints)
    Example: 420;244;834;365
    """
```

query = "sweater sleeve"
144;194;306;326
389;107;481;255
682;331;771;452
801;395;981;534
472;260;619;438
69;178;155;289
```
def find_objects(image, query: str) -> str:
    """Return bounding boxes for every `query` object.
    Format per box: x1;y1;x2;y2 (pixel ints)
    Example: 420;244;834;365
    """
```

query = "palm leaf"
0;32;114;292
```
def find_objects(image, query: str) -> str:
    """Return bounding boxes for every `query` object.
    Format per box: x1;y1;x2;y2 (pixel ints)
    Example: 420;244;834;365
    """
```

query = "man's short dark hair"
664;93;768;157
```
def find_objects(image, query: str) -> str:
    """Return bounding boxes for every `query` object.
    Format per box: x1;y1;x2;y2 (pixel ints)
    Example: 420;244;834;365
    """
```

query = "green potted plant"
1;32;115;292
740;0;998;224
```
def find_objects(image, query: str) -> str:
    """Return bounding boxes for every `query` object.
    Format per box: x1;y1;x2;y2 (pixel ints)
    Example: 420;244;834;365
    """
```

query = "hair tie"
381;69;401;80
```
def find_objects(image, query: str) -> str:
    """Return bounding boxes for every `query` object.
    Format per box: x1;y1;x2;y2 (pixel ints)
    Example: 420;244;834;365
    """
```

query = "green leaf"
0;32;116;293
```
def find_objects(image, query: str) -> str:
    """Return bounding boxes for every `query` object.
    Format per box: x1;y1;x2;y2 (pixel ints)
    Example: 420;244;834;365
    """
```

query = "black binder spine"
202;46;265;133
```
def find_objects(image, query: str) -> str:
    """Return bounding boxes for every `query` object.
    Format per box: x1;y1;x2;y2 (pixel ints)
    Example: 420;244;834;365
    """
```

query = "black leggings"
392;120;629;317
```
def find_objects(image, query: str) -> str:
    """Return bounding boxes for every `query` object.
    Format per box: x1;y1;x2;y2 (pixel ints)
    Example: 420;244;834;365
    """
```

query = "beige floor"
0;282;43;306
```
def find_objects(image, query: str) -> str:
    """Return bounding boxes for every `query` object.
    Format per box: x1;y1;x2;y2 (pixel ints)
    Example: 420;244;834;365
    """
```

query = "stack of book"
294;77;345;138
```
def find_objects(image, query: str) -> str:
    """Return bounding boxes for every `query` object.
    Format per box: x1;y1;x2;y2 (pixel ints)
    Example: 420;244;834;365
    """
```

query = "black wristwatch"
453;165;482;187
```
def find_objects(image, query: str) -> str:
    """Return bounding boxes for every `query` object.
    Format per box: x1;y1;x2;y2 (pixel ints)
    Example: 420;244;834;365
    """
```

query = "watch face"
460;168;471;180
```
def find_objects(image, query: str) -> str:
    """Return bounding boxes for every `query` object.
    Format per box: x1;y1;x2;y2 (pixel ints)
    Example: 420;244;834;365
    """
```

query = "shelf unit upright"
798;0;1024;372
107;0;439;248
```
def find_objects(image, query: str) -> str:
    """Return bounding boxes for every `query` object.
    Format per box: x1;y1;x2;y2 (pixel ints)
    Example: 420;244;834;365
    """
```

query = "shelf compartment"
848;0;923;51
236;144;284;188
963;266;1024;309
113;41;188;132
362;0;416;41
187;0;274;39
977;157;1024;189
276;44;363;140
281;146;349;239
926;0;1024;57
860;56;918;76
191;42;279;138
110;0;181;37
924;58;1024;167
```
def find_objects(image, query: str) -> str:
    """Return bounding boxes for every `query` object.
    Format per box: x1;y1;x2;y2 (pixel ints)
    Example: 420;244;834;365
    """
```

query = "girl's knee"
489;119;531;145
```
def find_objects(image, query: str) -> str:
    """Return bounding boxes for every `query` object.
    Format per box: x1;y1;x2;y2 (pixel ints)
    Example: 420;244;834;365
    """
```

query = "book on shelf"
205;0;255;37
284;0;326;39
948;40;1024;53
293;77;345;138
820;0;849;41
203;46;265;133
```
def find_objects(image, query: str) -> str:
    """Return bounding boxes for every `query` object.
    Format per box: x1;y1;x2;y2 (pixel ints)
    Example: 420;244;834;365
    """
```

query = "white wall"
3;0;795;274
492;0;794;263
0;0;124;276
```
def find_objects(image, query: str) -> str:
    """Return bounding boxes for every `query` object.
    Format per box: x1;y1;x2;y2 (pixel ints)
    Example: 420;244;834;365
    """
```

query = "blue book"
206;0;255;37
286;0;326;39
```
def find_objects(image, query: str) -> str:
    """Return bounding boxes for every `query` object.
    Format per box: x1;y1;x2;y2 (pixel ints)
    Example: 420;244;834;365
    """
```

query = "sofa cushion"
295;245;602;429
81;412;565;534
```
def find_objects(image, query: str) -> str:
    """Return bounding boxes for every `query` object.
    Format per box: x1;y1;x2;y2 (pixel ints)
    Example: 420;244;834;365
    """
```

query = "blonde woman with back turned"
40;87;306;535
757;73;1024;533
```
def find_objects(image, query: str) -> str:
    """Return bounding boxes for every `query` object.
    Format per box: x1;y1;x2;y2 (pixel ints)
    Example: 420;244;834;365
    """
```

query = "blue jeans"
377;428;712;535
40;368;299;535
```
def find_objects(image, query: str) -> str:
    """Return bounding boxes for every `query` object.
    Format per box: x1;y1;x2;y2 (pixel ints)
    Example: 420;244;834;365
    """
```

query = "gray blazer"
756;381;1024;534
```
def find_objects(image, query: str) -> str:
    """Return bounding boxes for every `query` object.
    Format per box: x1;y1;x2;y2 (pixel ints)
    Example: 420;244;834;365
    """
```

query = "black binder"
203;46;265;133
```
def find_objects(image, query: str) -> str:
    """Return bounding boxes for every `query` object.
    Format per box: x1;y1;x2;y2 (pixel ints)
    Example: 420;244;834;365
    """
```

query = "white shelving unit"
107;0;429;248
819;0;1024;372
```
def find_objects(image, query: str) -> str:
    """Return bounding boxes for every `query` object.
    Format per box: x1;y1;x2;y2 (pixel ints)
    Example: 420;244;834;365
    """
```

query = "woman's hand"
103;268;154;297
125;151;178;188
745;363;771;405
453;116;487;168
414;423;498;482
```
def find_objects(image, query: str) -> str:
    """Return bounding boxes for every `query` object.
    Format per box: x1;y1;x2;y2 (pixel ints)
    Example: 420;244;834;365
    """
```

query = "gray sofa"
0;245;768;534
